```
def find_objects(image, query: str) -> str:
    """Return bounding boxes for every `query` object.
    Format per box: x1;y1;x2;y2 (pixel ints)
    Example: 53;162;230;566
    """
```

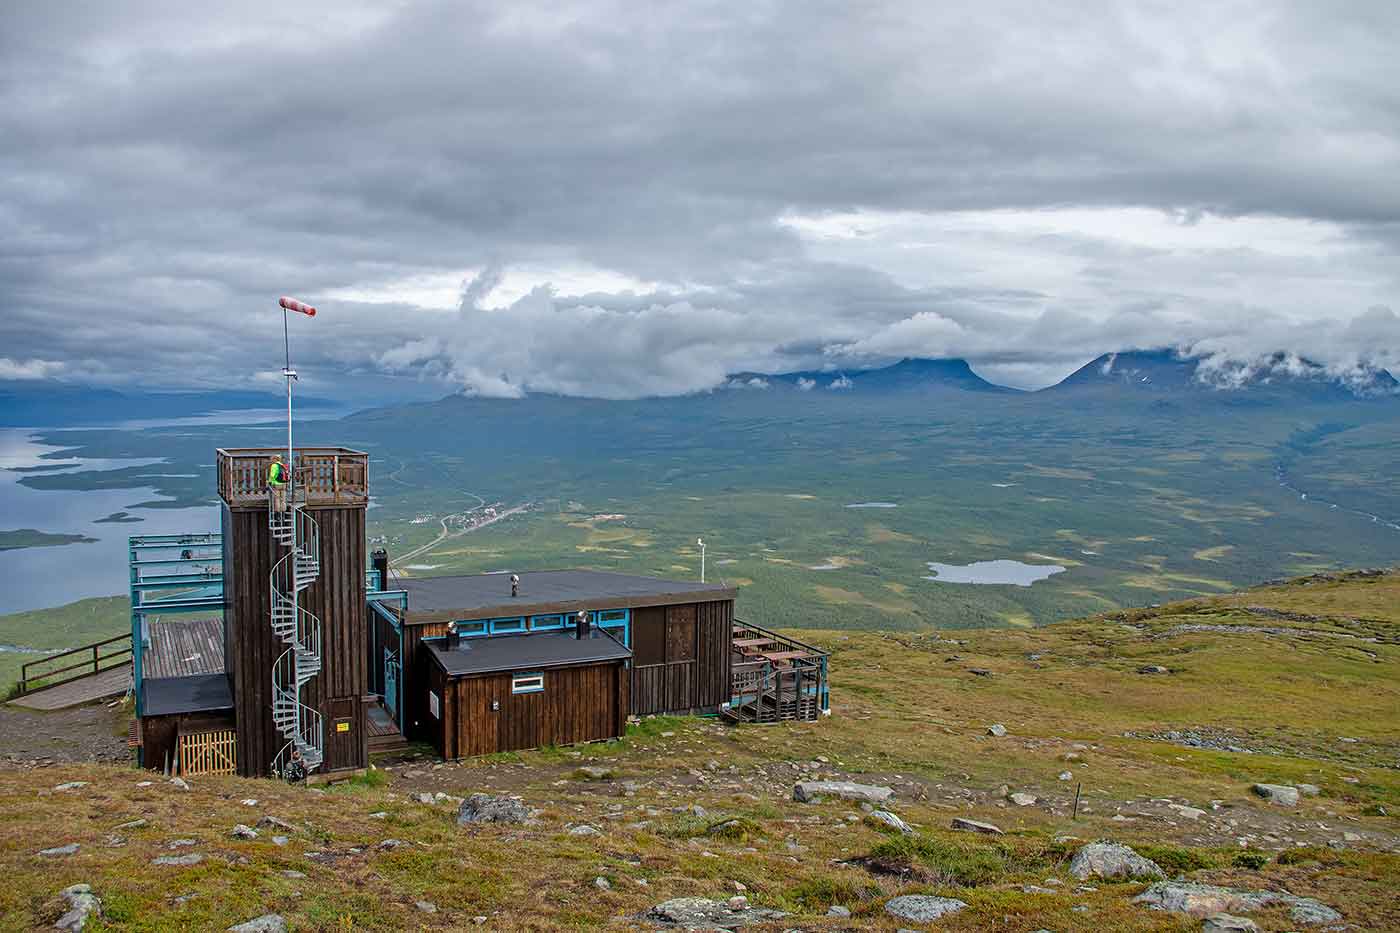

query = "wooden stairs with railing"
725;619;828;724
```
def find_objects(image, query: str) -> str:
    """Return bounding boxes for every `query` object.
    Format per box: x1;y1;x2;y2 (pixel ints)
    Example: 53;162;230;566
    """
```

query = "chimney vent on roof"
510;573;520;598
575;610;588;640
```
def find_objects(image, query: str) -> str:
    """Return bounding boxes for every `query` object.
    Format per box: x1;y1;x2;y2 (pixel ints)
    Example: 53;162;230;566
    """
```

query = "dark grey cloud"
1;0;1397;397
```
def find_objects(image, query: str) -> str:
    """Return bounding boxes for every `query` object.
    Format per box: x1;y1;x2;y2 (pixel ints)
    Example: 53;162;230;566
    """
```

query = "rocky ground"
1;569;1397;930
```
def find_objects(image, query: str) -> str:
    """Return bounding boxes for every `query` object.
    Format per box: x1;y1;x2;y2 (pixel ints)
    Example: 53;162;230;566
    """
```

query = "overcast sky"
2;0;1398;399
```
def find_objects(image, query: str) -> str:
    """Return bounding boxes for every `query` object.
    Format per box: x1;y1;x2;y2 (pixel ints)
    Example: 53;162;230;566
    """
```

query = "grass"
1;571;1397;928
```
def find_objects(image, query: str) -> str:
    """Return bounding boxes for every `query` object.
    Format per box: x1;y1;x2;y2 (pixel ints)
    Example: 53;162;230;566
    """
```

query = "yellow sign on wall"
336;721;350;733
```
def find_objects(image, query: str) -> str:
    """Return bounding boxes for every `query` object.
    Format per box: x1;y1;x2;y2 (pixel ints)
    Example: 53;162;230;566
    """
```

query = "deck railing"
17;632;132;697
216;447;368;508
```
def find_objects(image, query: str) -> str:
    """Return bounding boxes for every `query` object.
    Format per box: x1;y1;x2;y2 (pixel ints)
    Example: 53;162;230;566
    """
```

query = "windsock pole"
278;297;316;508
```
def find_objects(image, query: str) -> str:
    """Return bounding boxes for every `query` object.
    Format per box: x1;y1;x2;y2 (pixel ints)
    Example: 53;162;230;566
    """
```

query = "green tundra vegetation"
1;570;1396;930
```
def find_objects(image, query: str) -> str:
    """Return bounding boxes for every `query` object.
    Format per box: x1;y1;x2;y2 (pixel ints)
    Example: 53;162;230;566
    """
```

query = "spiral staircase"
268;488;324;777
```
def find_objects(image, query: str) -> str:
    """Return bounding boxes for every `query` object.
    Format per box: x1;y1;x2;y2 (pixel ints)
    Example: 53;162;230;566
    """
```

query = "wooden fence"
178;729;238;776
17;632;132;696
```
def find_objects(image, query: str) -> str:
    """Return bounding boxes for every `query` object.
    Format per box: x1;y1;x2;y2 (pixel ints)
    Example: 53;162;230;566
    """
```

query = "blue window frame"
511;671;544;694
529;613;565;632
454;620;488;638
593;608;630;647
489;617;525;634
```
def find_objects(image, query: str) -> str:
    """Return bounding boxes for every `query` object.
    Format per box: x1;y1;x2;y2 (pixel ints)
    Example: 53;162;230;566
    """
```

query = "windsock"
279;296;317;317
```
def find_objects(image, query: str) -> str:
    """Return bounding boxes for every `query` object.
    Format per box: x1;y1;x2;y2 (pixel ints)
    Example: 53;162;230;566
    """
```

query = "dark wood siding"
629;598;731;716
433;660;626;758
402;620;450;742
224;503;367;777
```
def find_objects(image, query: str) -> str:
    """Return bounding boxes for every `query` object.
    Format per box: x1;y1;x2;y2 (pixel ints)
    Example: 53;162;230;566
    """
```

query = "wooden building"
218;447;370;778
127;440;826;777
425;626;631;758
382;569;737;749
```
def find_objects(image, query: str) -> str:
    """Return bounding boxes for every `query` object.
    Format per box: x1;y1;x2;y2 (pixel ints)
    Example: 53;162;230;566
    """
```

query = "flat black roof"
398;569;735;622
426;628;632;677
143;673;233;717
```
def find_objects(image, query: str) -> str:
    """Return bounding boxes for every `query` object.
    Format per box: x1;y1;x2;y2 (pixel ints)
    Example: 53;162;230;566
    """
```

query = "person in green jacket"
268;454;288;511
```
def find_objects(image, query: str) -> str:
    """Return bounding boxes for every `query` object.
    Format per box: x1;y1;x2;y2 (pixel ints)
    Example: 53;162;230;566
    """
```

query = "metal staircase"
268;488;324;776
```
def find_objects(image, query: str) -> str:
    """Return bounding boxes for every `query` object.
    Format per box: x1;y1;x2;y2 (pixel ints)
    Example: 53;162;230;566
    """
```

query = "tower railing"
268;488;324;776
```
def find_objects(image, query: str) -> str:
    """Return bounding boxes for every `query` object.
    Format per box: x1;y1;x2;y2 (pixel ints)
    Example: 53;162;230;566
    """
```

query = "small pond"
924;559;1065;587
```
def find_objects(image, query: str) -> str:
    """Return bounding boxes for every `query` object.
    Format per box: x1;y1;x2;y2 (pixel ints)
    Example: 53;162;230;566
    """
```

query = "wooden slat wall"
628;599;732;716
224;503;368;777
436;660;626;758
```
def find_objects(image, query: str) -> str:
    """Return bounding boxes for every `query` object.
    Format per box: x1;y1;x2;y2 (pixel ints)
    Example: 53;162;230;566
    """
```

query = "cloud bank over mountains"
2;1;1397;398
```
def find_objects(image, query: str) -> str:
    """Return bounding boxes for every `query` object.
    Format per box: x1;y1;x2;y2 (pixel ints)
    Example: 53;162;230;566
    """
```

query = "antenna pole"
284;307;294;508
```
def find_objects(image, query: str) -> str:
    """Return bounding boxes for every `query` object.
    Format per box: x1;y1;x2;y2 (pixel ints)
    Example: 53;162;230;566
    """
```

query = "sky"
2;0;1398;399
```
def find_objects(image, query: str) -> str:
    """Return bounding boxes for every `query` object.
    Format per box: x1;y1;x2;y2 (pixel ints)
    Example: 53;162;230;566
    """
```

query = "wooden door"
665;605;698;711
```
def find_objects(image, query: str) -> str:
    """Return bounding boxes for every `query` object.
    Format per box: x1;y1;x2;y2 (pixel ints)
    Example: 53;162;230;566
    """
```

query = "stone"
793;781;893;804
1022;884;1056;894
257;816;295;832
231;824;259;840
378;838;406;850
1297;783;1320;797
1202;914;1260;932
885;895;968;922
280;871;306;879
726;896;747;910
568;824;602;836
55;883;102;932
868;809;913;834
826;905;851;918
227;915;287;933
415;901;437;913
951;817;1003;835
1168;803;1207;820
152;853;204;867
1058;771;1073;781
53;782;89;792
643;896;787;927
40;843;80;857
1133;881;1340;926
576;765;615;780
271;836;288;846
168;777;190;790
114;819;147;831
1251;784;1299;807
414;793;434;805
595;876;611;890
456;793;530;825
987;723;1007;737
1069;842;1166;881
1009;792;1038;807
1137;665;1169;674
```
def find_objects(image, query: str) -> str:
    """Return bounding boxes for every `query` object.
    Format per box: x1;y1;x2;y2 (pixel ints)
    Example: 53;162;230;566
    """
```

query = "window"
489;617;525;634
511;672;544;695
529;613;564;632
454;620;487;638
594;608;629;647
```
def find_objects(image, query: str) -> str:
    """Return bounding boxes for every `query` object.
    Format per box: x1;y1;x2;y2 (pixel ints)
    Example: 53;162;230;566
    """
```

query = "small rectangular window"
489;617;525;634
455;620;487;638
511;672;544;695
529;613;564;631
597;609;628;624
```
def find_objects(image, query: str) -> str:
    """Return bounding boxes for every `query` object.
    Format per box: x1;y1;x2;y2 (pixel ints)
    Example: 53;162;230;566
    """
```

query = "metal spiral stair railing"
269;489;324;777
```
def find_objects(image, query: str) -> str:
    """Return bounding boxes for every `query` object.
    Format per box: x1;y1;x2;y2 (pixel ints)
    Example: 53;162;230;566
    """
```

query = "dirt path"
0;700;131;766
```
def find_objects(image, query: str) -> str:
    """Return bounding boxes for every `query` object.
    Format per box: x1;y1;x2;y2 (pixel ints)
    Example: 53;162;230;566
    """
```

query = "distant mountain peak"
1055;348;1398;400
724;357;1011;394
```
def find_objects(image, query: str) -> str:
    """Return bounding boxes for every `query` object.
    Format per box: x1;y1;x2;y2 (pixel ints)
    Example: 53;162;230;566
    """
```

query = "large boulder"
227;916;287;933
1069;842;1166;881
885;895;968;922
1202;915;1259;933
1251;783;1299;807
793;781;893;804
1133;882;1340;926
54;884;102;932
868;810;913;834
456;793;530;825
643;896;788;929
951;817;1003;835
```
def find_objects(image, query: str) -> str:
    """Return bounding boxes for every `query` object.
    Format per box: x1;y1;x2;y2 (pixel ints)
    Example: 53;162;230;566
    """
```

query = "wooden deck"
8;664;131;710
144;617;226;679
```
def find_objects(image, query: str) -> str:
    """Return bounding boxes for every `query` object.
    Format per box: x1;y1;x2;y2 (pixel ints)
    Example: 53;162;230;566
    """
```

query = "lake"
924;559;1066;587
